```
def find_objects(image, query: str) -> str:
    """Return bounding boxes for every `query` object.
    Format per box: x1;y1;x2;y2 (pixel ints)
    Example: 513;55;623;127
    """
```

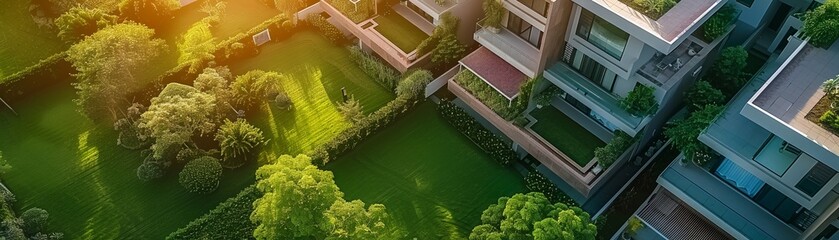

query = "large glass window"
576;9;629;60
506;13;543;48
796;162;836;197
517;0;549;17
569;50;617;93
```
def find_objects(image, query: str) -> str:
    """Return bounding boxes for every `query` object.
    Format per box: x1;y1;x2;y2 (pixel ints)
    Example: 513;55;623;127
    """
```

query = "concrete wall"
734;0;779;29
451;0;484;46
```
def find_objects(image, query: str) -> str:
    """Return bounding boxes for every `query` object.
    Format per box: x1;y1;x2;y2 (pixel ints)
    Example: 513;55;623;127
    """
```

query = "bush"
215;119;267;168
179;157;223;194
168;186;261;239
438;101;517;166
454;70;518;119
274;92;292;110
665;105;723;166
821;110;839;131
620;84;658;116
685;80;725;111
632;0;676;19
137;161;165;182
482;0;503;29
802;0;839;48
231;70;283;110
524;171;575;206
324;0;374;23
418;13;464;67
701;4;736;42
707;46;748;97
348;46;401;91
54;6;118;42
178;21;216;73
305;14;346;44
118;0;179;26
395;70;433;98
20;208;48;236
594;131;635;168
338;98;365;123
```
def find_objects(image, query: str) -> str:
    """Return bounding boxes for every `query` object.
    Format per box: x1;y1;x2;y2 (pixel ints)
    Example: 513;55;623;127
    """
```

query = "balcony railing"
474;22;540;77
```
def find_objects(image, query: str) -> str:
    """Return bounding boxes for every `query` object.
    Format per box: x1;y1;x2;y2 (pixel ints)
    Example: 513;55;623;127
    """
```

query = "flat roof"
751;41;839;155
460;47;528;99
638;190;731;240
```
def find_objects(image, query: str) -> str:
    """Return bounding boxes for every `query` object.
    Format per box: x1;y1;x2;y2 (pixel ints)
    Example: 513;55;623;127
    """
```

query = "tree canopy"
119;0;180;26
322;199;401;240
178;156;223;194
54;6;118;41
802;0;839;48
138;83;217;159
664;104;724;165
469;192;596;240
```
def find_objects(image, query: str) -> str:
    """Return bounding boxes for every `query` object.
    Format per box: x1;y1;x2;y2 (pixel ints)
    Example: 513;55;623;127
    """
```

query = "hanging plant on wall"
620;84;659;116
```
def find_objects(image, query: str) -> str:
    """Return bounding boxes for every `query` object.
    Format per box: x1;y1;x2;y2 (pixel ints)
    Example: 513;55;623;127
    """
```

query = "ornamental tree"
194;66;235;121
707;46;748;97
215;119;267;167
620;84;659;116
251;154;343;239
664;104;724;166
138;83;217;159
322;199;401;239
66;23;166;121
179;156;223;194
685;80;725;111
469;192;596;240
54;6;118;42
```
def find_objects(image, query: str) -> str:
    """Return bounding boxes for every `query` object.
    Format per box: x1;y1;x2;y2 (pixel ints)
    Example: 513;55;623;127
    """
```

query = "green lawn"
0;31;393;238
0;0;69;81
529;106;605;166
374;12;429;53
326;103;527;239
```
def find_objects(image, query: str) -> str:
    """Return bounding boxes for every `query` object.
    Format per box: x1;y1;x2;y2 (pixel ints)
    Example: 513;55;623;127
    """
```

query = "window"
796;162;836;197
569;50;617;93
576;10;629;60
517;0;549;17
736;0;753;7
506;14;543;48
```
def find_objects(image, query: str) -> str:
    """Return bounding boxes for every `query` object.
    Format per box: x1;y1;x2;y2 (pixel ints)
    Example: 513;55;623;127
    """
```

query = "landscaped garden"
374;11;429;53
529;106;606;166
0;0;69;80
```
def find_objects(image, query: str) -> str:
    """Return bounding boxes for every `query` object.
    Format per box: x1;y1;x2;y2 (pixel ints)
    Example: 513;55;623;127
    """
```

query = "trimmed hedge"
437;100;516;166
524;171;576;206
594;131;635;168
166;186;260;239
304;14;346;44
0;52;73;103
348;46;400;91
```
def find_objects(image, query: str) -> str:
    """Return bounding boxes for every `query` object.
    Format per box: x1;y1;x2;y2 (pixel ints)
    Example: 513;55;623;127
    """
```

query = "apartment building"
733;0;821;54
626;35;839;240
448;0;731;213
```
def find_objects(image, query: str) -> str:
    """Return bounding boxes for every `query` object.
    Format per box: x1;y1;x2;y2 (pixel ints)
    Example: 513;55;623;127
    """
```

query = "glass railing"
545;63;643;128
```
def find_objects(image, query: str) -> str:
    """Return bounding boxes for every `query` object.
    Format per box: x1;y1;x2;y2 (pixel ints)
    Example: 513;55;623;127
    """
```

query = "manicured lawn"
529;106;605;166
0;0;68;80
0;31;393;238
326;103;527;239
374;12;429;53
230;30;395;159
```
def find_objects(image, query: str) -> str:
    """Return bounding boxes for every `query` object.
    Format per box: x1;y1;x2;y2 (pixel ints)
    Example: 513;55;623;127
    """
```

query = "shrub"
338;98;365;123
305;14;346;44
325;0;374;23
348;46;400;91
54;6;118;42
168;186;261;239
802;0;839;48
823;76;839;102
821;110;839;131
454;70;518;119
620;85;658;116
118;0;179;26
137;161;165;182
665;105;723;166
215;119;267;168
707;46;748;97
395;70;433;98
632;0;676;19
438;101;517;166
685;80;725;111
20;208;49;236
114;103;149;150
594;131;635;168
701;4;736;42
418;13;464;67
179;157;223;194
178;21;216;73
274;92;292;110
524;171;575;206
482;0;503;29
231;70;283;110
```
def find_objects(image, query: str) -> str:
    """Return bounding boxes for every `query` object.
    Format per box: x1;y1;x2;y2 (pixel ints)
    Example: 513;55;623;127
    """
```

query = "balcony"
544;63;646;135
474;25;540;77
408;0;457;20
638;37;707;88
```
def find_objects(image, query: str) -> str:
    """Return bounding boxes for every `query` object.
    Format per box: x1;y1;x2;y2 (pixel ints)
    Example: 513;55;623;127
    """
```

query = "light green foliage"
231;70;283;109
395;70;433;98
802;0;839;48
215;119;267;167
469;192;596;240
274;0;308;15
325;0;374;22
454;70;520;119
138;83;217;159
822;75;839;102
685;80;725;111
665;105;723;165
0;151;10;176
322;199;400;239
194;66;235;120
200;0;228;25
626;216;644;236
66;23;166;120
708;46;748;97
348;46;400;91
632;0;676;19
619;84;658;116
20;208;49;236
178;157;223;194
338;98;365;123
482;0;503;29
251;154;343;239
701;4;736;41
594;131;635;168
178;22;216;73
118;0;179;25
54;6;118;42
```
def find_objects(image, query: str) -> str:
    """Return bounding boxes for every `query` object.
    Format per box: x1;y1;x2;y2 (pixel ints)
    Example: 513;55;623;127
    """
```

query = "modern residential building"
626;36;839;240
448;0;732;213
732;0;822;55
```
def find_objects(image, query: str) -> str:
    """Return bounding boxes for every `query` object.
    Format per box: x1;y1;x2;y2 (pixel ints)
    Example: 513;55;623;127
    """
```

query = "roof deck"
460;47;528;99
637;189;731;240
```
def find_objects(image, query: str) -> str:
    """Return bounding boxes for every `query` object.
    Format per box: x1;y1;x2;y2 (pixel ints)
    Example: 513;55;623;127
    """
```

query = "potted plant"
482;0;503;33
622;216;644;239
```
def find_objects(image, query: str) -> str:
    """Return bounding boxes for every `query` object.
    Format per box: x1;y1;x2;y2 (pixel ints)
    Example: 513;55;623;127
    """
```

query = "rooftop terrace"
460;47;528;99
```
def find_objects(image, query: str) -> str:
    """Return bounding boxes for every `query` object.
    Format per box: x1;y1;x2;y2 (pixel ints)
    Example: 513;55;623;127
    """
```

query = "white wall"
734;0;777;29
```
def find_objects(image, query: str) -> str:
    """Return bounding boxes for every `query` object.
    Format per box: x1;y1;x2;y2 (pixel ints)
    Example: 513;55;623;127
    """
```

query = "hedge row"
304;14;346;45
0;52;73;103
166;186;260;239
524;171;576;206
347;46;400;91
437;100;517;166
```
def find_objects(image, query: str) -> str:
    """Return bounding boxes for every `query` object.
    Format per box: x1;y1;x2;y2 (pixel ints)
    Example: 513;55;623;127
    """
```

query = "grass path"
326;103;527;239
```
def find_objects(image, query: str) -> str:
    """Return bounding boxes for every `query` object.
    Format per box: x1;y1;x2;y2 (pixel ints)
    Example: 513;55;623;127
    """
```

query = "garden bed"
618;0;680;20
374;11;429;53
529;106;605;166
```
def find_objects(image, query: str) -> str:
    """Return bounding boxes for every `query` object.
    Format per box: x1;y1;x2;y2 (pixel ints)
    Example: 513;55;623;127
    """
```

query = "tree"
215;119;267;167
20;208;49;236
395;70;433;99
66;23;166;120
136;161;165;181
432;34;466;66
194;66;235;120
232;70;283;110
118;0;179;26
138;83;217;159
619;84;659;116
54;6;117;42
664;105;724;166
802;0;839;48
469;192;596;240
417;13;465;67
1;218;26;240
684;80;725;111
179;156;223;194
337;99;365;123
251;154;343;239
707;46;748;97
178;22;216;73
322;199;400;239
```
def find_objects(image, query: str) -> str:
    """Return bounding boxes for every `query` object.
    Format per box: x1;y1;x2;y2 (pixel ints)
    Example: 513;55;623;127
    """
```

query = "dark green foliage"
438;101;517;166
482;0;503;28
417;13;463;67
395;70;433;97
619;84;658;116
665;105;723;166
802;0;839;48
701;4;736;41
707;46;748;97
54;6;118;42
594;131;635;168
431;34;466;66
685;80;725;111
632;0;677;19
178;157;223;194
167;186;261;239
118;0;179;26
524;171;576;206
305;14;346;44
20;208;48;236
215;119;266;168
136;161;165;182
469;192;596;240
348;46;401;91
